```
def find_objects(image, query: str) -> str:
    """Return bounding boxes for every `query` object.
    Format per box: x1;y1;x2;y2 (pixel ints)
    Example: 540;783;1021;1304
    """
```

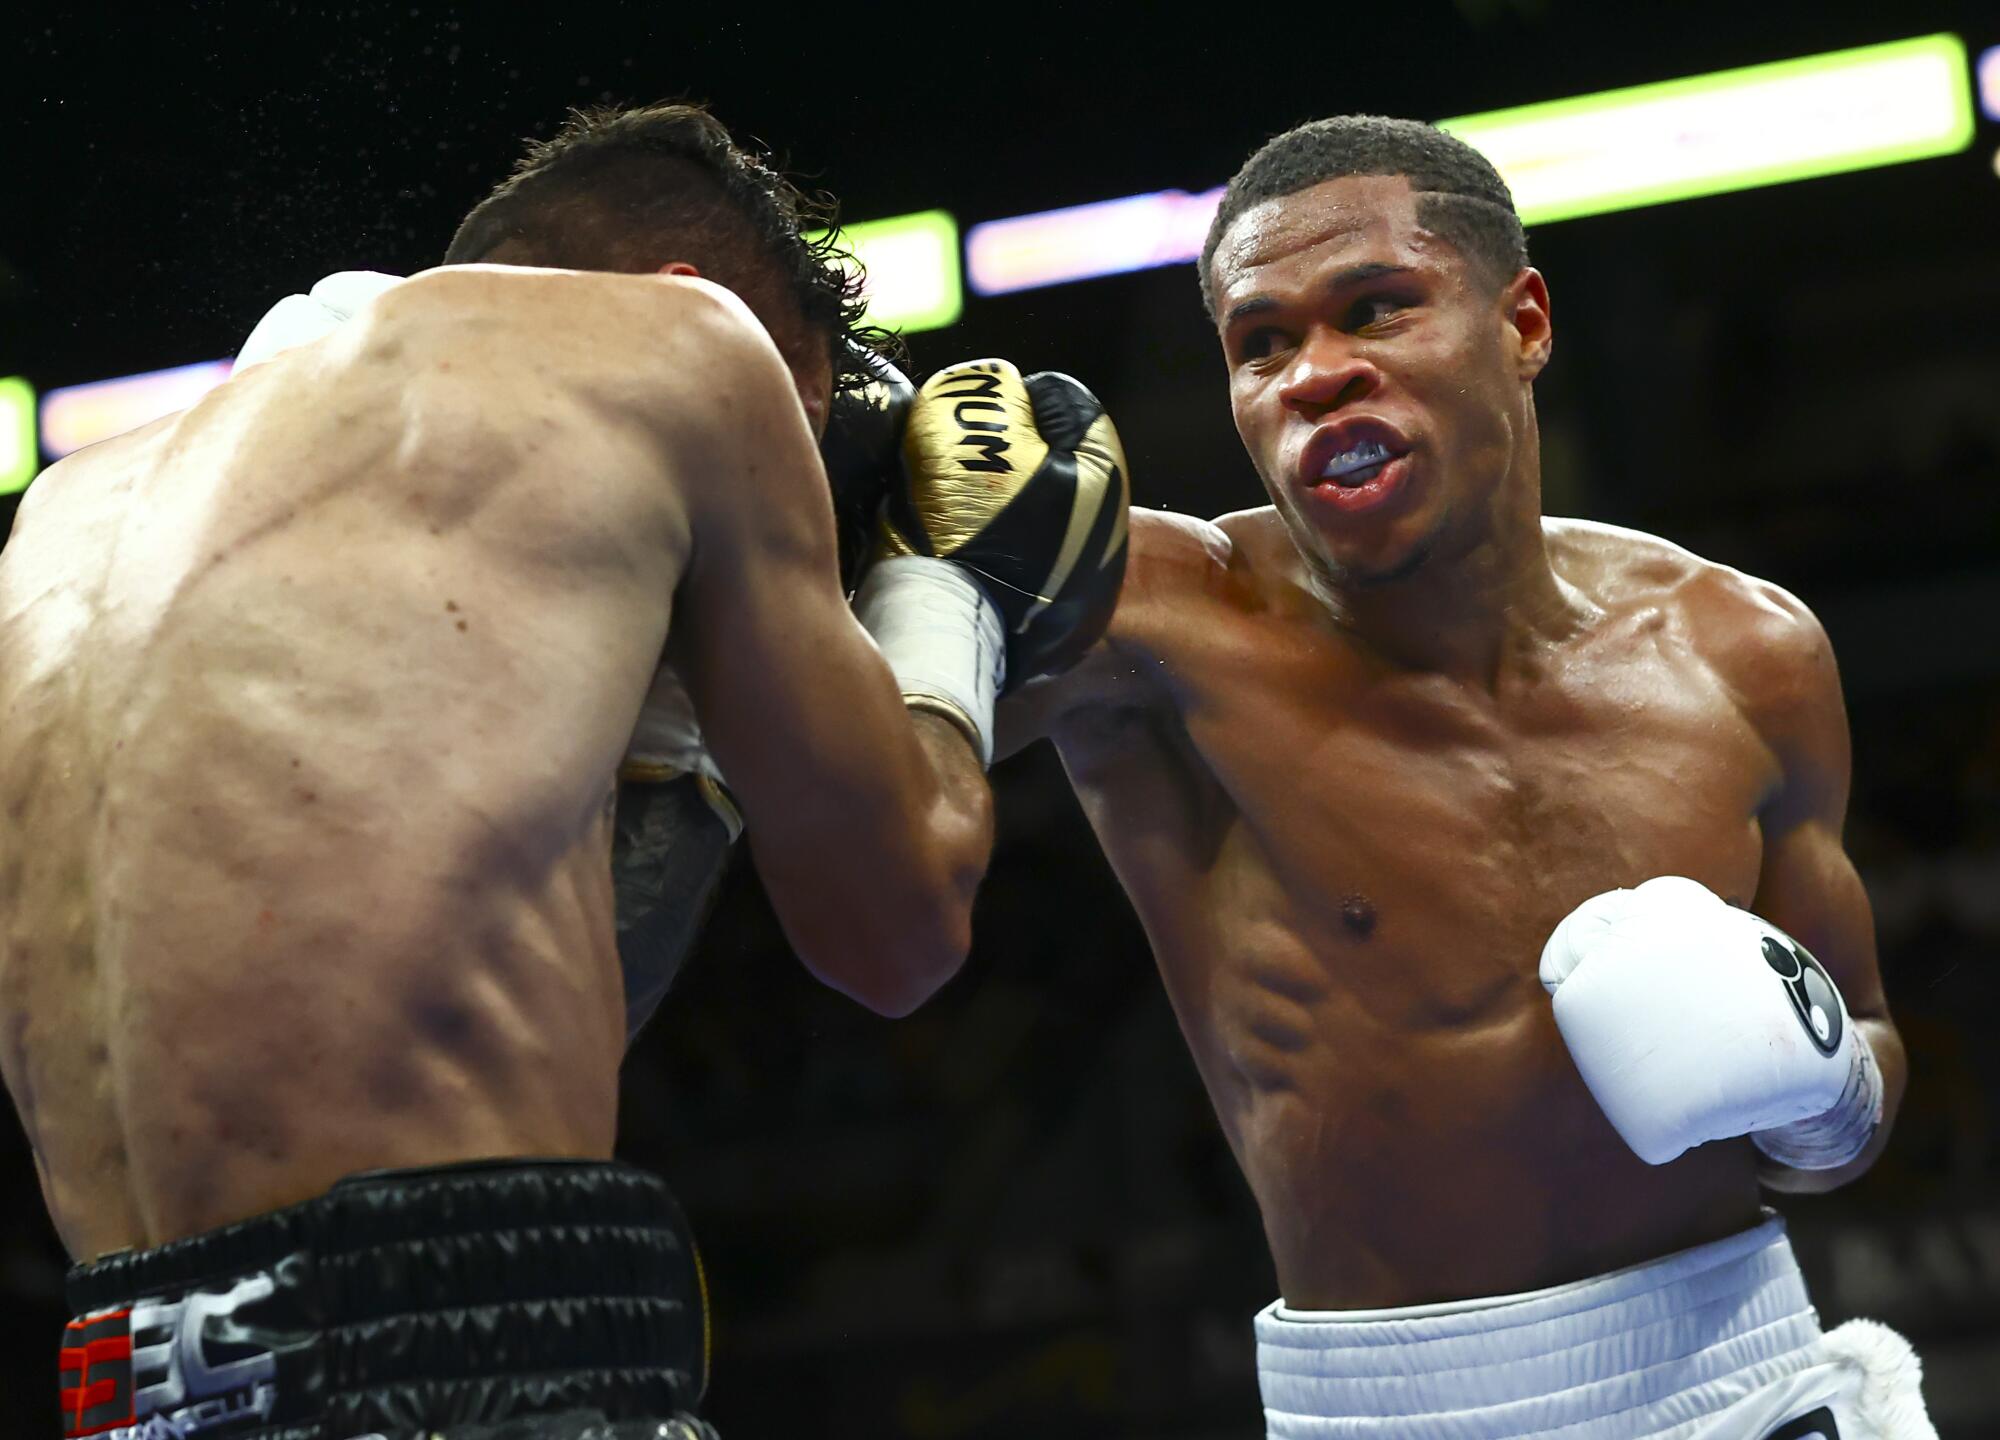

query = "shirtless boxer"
0;103;1125;1439
1000;116;1930;1437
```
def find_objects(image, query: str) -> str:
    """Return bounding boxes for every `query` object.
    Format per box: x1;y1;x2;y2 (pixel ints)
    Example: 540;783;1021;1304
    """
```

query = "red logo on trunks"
59;1309;135;1436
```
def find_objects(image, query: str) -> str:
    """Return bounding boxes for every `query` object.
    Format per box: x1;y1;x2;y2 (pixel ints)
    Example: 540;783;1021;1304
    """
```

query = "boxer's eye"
1236;327;1289;363
1346;294;1410;331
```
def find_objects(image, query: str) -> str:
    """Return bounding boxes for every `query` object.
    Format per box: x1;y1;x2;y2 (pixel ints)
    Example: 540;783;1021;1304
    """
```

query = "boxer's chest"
1168;610;1775;993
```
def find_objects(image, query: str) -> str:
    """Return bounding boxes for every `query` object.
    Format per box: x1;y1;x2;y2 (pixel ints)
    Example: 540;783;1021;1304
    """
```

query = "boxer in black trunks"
1;102;1126;1439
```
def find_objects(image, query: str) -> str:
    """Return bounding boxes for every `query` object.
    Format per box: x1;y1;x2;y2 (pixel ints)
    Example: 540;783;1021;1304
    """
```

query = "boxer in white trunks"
998;115;1931;1439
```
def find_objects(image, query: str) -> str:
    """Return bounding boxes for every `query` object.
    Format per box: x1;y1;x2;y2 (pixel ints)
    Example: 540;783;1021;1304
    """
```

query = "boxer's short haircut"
1199;115;1529;319
445;101;887;394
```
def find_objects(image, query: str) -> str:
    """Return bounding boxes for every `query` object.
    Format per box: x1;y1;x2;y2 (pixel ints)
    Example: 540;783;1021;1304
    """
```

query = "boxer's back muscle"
1036;509;1788;1308
0;268;724;1257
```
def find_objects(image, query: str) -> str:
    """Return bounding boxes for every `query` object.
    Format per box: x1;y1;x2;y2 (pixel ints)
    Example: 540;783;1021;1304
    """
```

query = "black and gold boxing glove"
818;347;917;594
851;358;1129;765
882;358;1129;685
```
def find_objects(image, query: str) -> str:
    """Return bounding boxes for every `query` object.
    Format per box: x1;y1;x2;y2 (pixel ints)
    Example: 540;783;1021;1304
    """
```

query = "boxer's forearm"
1758;1017;1906;1194
909;707;995;935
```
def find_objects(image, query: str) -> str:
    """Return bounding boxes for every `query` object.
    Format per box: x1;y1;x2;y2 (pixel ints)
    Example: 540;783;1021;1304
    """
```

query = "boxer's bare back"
0;267;848;1258
1012;506;1884;1309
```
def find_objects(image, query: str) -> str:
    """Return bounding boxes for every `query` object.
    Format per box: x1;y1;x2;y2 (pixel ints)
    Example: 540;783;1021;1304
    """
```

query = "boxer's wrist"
853;556;1005;767
1752;1029;1884;1171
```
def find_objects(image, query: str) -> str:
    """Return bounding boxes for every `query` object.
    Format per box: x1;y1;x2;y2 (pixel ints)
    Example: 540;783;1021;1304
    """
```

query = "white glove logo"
1758;933;1843;1057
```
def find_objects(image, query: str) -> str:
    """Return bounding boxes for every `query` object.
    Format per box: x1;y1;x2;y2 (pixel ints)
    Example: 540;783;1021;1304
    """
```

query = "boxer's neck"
1309;456;1589;689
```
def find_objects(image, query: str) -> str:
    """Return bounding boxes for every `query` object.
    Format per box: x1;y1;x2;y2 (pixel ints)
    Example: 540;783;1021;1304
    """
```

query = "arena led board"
816;209;962;333
40;359;234;460
965;34;1977;296
967;188;1222;297
1;377;36;495
1438;33;1976;225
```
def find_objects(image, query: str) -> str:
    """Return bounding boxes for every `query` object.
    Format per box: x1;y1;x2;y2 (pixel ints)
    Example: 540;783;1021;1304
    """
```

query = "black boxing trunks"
59;1159;714;1440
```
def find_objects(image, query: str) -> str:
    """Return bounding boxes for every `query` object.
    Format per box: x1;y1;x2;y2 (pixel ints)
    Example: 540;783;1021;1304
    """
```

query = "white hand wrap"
236;270;405;367
852;556;1006;767
1540;876;1874;1168
1752;1028;1885;1170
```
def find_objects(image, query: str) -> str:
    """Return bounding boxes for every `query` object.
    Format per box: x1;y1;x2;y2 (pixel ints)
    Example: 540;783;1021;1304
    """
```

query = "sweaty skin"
1004;176;1903;1309
0;266;989;1260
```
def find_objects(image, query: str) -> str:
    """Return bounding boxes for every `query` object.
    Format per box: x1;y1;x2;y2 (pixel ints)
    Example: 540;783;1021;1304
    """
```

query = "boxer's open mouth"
1321;440;1396;487
1299;420;1412;495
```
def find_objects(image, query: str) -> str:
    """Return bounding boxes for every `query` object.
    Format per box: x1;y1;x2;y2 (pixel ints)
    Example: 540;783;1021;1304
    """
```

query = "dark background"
5;2;2000;1434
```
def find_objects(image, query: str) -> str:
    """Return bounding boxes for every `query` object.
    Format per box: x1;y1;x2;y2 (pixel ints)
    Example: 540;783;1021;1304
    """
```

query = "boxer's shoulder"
1128;504;1292;607
1111;506;1276;651
349;265;792;472
1129;507;1235;594
992;509;1218;754
1548;516;1816;632
1549;516;1838;760
367;265;776;381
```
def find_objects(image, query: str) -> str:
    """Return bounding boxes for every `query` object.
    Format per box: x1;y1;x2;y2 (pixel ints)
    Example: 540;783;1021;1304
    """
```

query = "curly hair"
444;101;893;395
1200;115;1528;320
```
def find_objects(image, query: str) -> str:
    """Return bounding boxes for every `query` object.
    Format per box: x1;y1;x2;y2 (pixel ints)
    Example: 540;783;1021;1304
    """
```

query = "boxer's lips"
1298;420;1411;492
1303;453;1412;515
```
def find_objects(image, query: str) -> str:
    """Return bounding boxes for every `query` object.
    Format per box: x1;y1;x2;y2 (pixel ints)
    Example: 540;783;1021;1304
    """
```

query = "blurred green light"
1439;33;1976;226
813;210;962;334
1;376;35;496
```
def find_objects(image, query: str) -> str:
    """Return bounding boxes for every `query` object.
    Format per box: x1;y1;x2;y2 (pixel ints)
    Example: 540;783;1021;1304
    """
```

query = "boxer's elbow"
800;827;981;1017
802;883;972;1018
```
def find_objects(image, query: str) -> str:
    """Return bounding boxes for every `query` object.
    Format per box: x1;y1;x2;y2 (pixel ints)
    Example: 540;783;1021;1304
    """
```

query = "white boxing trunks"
1255;1216;1933;1440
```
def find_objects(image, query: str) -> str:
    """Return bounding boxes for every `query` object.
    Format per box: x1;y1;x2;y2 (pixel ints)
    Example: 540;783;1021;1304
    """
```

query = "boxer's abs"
0;355;672;1259
1101;836;1760;1308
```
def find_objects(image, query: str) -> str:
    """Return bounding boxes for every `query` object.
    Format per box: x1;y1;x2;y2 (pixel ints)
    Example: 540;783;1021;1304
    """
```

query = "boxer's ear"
1504;267;1552;381
657;262;701;278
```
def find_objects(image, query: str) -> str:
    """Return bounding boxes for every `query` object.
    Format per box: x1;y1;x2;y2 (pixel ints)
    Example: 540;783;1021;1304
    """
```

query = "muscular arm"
1734;585;1905;1192
994;509;1218;758
666;289;993;1016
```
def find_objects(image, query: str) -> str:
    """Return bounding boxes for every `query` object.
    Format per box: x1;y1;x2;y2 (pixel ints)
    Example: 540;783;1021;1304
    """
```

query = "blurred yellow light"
811;210;962;334
1;377;35;495
1439;34;1976;225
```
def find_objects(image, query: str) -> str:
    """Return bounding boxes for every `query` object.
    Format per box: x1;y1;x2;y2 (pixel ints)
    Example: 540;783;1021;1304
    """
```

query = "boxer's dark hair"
1199;115;1528;319
445;101;892;394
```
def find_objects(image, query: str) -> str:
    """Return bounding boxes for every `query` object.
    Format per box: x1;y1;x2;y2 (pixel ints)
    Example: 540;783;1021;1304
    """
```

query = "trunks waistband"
1255;1216;1822;1438
61;1158;708;1440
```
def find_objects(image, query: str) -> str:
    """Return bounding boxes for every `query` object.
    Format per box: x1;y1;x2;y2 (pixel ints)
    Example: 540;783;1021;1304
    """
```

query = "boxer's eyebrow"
1223;264;1418;329
1224;295;1281;327
1326;262;1416;291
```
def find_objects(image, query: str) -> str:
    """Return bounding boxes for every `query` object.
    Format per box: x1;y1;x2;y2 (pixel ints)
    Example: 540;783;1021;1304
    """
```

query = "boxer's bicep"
1745;597;1905;1184
994;509;1196;759
1743;593;1883;1016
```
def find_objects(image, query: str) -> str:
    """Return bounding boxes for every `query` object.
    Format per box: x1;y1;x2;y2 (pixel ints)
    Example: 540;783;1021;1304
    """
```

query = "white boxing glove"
236;270;406;368
1540;876;1881;1168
